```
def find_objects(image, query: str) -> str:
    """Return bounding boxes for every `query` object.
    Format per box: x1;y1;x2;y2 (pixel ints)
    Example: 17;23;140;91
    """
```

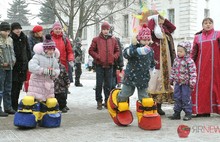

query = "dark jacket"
54;63;70;94
114;37;124;70
74;42;83;64
28;31;44;57
10;31;32;81
123;43;155;89
89;33;120;68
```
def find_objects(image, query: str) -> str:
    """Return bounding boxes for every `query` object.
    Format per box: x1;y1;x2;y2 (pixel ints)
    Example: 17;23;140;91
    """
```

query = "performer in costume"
191;17;220;117
147;14;176;115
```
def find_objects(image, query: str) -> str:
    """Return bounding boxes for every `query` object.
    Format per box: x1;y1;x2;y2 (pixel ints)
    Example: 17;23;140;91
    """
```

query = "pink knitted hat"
52;21;62;30
137;24;151;41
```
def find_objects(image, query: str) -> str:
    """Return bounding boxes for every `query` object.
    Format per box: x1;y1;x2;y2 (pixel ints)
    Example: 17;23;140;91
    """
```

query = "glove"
69;61;74;67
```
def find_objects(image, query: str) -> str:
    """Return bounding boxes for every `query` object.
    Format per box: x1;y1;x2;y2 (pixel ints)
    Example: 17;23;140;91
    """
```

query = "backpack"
62;35;68;47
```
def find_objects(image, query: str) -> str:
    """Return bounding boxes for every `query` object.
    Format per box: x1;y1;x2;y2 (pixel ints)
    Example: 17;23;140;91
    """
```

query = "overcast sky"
0;0;219;29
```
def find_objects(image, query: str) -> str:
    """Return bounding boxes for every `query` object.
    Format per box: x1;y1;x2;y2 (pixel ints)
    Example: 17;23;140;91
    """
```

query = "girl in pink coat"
27;34;60;101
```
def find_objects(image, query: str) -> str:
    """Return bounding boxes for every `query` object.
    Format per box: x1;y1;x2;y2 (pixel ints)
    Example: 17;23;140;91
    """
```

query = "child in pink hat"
117;24;155;103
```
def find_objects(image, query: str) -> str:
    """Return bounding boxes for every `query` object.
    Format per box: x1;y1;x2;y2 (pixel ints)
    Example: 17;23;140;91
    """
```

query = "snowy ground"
0;69;220;142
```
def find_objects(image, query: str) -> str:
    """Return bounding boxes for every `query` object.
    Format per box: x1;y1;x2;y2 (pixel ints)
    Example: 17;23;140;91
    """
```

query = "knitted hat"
52;21;62;30
177;41;191;54
101;21;110;30
137;24;151;41
0;22;11;31
11;22;22;31
33;25;43;33
43;34;56;50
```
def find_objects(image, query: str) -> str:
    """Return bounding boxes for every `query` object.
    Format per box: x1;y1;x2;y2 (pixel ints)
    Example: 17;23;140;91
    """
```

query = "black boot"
183;113;192;121
169;111;181;120
102;100;107;109
157;103;165;115
97;101;102;110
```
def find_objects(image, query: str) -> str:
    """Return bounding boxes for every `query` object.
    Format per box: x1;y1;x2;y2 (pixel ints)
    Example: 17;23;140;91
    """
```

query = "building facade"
80;0;217;64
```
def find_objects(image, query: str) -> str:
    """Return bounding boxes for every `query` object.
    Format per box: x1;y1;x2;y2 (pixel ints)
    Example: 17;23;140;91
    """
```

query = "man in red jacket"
89;21;120;110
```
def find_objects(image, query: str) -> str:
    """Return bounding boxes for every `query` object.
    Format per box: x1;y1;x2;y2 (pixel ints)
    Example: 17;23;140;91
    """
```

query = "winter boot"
157;103;165;115
169;111;181;120
97;101;102;110
183;113;192;121
103;100;107;109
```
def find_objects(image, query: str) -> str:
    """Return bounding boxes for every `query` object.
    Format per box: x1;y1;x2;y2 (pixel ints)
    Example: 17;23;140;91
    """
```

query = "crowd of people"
0;21;75;117
0;15;219;126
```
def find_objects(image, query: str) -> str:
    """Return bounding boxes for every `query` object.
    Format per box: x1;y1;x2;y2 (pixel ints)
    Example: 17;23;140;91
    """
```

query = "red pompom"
143;23;147;28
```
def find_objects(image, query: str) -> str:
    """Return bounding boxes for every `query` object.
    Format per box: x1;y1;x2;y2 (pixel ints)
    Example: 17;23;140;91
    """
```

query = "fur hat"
177;41;191;54
11;22;22;31
43;34;56;50
101;21;110;30
52;21;62;30
33;25;43;33
0;22;11;31
137;24;151;41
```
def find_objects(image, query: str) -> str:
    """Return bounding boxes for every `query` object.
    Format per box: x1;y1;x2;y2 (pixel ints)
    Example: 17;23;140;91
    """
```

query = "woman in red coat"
191;18;220;117
50;22;74;71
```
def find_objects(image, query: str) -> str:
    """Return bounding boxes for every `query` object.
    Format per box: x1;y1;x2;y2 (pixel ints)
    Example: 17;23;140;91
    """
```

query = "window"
123;0;129;7
123;14;129;37
168;9;175;24
108;1;114;9
204;9;210;18
82;27;87;40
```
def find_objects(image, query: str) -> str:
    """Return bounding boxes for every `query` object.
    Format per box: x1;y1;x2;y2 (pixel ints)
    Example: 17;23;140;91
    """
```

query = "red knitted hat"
101;21;110;30
32;25;43;33
137;24;151;41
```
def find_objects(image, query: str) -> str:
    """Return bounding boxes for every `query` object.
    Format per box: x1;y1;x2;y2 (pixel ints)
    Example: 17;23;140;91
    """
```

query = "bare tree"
30;0;135;40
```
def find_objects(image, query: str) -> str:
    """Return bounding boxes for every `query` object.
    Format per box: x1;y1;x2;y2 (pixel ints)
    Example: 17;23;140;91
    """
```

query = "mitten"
137;46;151;55
43;68;50;76
50;70;56;77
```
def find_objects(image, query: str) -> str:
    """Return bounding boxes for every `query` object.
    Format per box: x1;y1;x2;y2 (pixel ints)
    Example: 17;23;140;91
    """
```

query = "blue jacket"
122;43;155;89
